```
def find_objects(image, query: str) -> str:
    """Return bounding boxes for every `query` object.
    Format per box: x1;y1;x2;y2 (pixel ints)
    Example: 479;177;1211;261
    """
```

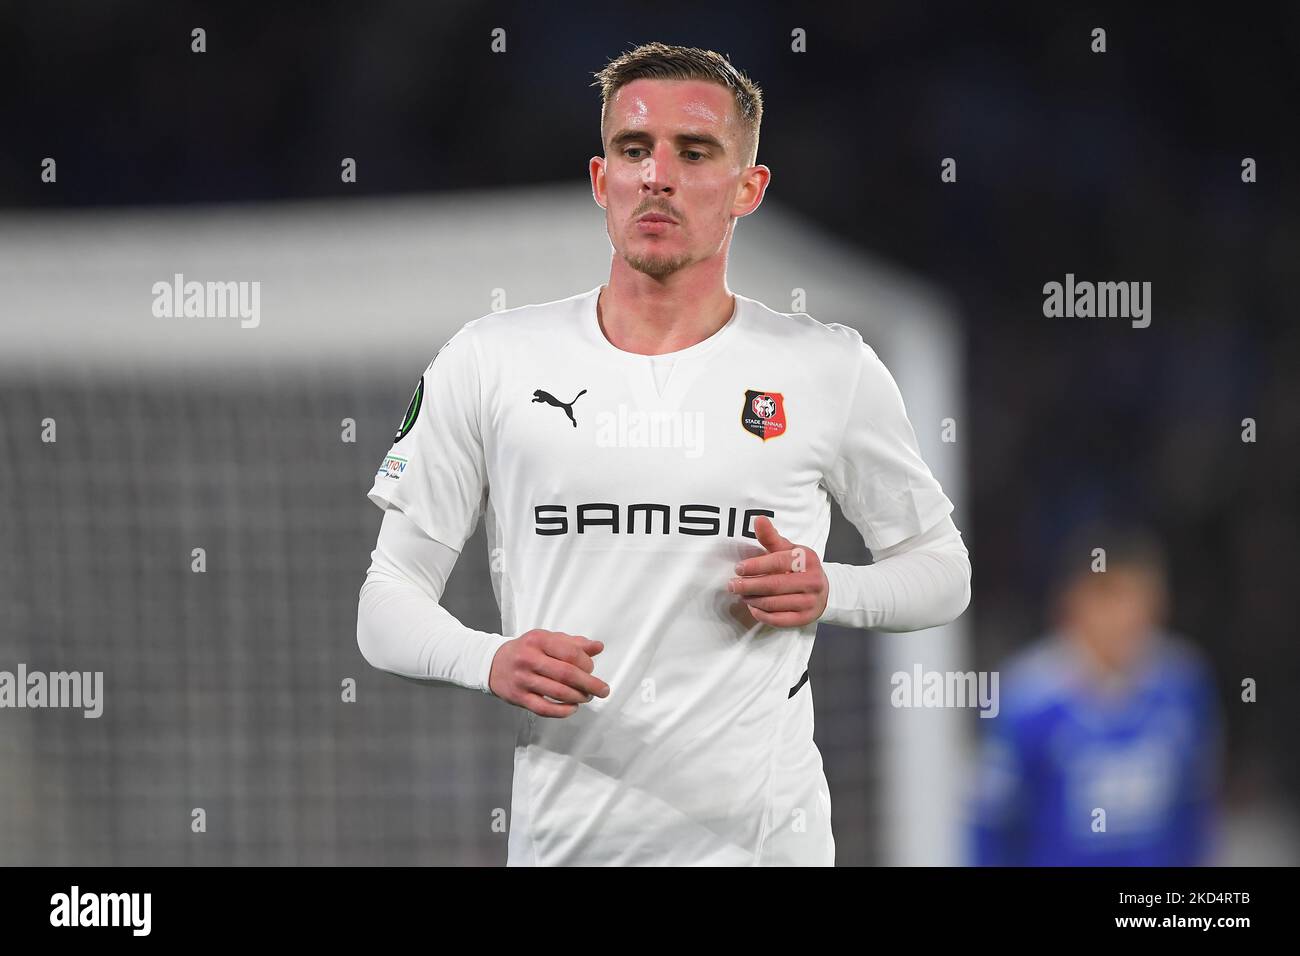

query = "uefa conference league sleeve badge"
394;375;424;442
374;374;423;481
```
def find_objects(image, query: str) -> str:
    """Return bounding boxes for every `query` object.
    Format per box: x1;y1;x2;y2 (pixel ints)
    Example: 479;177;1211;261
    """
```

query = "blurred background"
1;0;1296;865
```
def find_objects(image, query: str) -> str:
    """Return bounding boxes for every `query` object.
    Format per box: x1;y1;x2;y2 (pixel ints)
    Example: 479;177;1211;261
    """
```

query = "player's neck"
1062;630;1152;696
597;275;736;357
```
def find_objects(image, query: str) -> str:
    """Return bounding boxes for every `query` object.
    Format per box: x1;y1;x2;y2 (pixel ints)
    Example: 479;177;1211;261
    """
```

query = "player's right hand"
487;629;609;717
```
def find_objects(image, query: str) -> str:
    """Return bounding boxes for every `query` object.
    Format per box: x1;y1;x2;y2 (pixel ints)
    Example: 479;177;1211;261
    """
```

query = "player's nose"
638;148;677;194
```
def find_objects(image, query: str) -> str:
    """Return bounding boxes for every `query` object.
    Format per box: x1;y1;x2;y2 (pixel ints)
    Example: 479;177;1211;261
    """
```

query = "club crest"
741;389;786;441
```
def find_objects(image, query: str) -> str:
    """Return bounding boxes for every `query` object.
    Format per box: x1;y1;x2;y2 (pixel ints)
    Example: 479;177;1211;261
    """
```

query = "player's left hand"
727;515;829;627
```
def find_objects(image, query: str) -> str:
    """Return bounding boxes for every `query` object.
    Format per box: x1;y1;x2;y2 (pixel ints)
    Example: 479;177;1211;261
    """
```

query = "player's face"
1065;567;1164;672
592;78;763;279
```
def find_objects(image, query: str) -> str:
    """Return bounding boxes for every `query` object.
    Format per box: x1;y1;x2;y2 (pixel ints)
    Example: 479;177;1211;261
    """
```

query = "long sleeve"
357;506;514;694
818;332;970;632
817;512;971;632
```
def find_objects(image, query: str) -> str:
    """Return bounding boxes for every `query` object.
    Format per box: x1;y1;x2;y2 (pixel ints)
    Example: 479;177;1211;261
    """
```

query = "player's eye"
623;147;647;160
683;150;706;161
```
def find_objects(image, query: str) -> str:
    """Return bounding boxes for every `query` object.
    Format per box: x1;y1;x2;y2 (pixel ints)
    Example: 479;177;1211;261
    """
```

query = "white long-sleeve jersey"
359;284;970;865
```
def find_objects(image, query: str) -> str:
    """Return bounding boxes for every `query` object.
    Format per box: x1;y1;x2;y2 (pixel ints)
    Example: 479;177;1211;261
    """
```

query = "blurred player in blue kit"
968;528;1222;866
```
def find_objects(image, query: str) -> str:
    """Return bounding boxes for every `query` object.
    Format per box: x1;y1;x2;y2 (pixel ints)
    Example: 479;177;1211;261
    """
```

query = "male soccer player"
357;42;971;866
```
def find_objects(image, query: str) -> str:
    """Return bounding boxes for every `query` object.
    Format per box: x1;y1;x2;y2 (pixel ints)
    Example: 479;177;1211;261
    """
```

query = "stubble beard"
623;243;693;280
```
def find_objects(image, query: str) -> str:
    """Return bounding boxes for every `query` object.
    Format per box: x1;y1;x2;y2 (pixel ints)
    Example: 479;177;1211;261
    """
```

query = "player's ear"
733;164;770;218
589;156;607;208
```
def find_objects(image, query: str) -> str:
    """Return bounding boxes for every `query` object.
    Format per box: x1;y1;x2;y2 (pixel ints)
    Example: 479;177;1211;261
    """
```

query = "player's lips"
636;214;677;234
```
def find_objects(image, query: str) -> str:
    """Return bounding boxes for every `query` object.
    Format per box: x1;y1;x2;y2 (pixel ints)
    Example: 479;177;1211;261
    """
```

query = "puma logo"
532;388;588;427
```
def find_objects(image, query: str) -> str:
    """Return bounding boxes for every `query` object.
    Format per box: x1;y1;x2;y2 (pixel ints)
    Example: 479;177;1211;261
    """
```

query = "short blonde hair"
592;42;764;166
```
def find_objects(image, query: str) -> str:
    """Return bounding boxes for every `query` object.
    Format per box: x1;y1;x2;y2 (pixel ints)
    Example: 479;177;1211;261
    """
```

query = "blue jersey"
967;630;1220;866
